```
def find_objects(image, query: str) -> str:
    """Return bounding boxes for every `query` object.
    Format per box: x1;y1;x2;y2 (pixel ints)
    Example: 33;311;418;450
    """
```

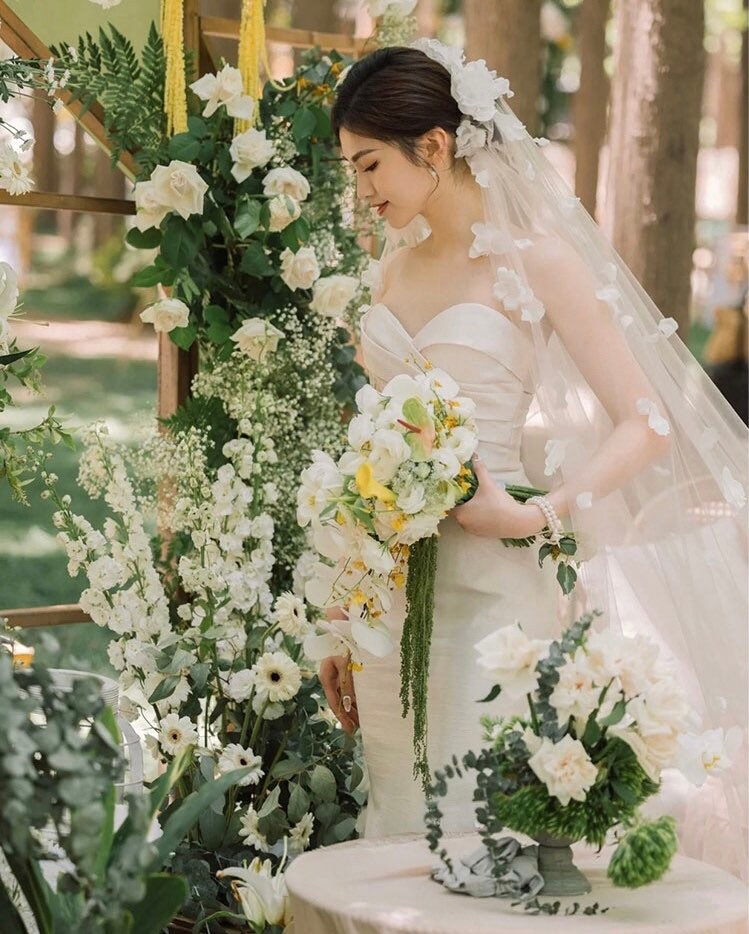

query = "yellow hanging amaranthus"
162;0;188;135
235;0;293;136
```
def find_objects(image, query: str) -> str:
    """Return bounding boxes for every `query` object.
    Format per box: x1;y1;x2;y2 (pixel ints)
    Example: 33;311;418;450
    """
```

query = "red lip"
374;202;389;216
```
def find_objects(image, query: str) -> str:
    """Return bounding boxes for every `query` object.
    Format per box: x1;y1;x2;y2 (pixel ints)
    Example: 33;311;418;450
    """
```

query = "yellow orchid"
355;463;396;503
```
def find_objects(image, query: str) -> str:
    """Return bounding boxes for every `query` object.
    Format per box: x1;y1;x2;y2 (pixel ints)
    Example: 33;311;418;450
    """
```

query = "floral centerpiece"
299;367;579;788
425;613;741;904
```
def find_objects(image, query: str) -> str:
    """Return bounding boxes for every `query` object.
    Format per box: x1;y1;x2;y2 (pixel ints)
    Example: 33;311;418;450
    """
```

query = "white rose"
455;120;488;159
263;166;310;203
411;38;464;74
230;317;284;360
133;180;170;232
451;59;510;122
309;274;359;318
230;127;276;182
149;160;208;220
0;261;19;317
267;195;301;232
627;678;690;736
608;723;678;782
474;622;549;697
280;246;320;291
189;64;254;119
528;735;598;805
584;630;660;698
549;654;601;723
397;511;441;544
140;297;190;333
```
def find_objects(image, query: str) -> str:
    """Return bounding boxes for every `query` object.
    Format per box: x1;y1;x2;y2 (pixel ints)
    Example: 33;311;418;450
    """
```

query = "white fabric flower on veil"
493;111;527;142
455;120;489;159
469;222;513;258
636;398;671;437
411;38;465;74
451;60;511;122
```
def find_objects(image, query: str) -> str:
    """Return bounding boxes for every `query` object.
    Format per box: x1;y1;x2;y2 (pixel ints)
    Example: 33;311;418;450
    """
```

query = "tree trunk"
573;0;610;218
92;148;126;246
737;0;748;225
416;0;439;38
605;0;705;339
464;0;542;135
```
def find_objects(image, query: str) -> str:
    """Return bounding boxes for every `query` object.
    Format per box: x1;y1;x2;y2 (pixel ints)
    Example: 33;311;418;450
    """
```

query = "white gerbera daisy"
273;592;309;639
289;812;315;853
159;713;198;756
252;651;302;703
217;743;264;787
238;805;271;852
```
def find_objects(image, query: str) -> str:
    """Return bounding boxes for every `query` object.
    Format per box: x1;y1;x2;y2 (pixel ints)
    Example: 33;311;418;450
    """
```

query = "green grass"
1;331;156;675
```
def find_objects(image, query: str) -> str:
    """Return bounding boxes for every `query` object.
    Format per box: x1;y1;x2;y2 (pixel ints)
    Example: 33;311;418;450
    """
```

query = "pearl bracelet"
527;495;564;544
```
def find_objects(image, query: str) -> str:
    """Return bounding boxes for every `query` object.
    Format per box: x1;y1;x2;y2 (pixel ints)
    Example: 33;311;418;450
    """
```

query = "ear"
418;127;453;168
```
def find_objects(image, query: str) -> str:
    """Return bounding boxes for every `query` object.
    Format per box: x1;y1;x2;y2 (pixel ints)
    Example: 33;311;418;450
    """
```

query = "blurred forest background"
0;0;746;672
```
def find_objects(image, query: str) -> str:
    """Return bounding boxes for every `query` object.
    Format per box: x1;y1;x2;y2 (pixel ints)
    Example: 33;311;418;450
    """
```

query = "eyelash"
364;162;378;173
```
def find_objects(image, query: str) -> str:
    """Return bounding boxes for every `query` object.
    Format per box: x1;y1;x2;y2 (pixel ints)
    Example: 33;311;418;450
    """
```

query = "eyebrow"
350;148;379;163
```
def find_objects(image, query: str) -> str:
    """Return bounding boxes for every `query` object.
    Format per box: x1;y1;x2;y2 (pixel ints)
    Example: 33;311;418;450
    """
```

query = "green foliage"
607;816;678;888
50;23;169;172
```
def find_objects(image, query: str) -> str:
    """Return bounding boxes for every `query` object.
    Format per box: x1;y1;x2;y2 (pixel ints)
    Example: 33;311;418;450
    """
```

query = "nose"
356;172;374;201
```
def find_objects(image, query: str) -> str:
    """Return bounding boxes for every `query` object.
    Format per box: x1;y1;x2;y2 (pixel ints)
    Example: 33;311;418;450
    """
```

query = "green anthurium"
398;398;436;462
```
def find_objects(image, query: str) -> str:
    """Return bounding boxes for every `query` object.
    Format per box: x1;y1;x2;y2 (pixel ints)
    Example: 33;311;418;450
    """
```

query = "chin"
386;209;421;230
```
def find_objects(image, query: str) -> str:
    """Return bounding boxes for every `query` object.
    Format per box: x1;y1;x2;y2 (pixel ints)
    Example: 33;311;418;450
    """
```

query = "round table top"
285;832;749;934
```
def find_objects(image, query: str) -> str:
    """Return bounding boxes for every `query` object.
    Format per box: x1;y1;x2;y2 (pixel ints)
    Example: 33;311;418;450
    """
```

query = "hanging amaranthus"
162;0;188;135
235;0;293;136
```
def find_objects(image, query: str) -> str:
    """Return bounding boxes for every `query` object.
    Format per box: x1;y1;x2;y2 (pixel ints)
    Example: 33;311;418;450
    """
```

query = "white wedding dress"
353;299;559;839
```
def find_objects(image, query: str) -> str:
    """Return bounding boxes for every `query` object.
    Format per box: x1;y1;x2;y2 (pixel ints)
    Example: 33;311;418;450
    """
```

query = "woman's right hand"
319;654;360;735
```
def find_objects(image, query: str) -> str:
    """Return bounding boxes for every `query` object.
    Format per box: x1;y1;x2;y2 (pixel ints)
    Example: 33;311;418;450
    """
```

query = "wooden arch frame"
0;0;368;631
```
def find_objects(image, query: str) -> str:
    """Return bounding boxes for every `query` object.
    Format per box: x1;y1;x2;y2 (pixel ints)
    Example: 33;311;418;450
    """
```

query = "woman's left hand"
452;458;543;539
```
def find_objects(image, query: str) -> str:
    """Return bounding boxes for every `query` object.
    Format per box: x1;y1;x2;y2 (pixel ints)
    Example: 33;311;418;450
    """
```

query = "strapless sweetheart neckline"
364;300;521;344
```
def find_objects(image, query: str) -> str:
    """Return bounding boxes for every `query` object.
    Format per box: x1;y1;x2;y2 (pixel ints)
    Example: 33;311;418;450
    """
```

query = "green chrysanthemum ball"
608;816;678;888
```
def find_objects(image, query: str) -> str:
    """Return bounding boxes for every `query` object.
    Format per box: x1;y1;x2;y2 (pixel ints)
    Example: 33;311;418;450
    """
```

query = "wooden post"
737;0;748;226
157;0;201;420
573;0;610;218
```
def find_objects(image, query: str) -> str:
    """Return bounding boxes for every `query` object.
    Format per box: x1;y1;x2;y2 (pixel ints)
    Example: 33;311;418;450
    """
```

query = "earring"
427;164;439;182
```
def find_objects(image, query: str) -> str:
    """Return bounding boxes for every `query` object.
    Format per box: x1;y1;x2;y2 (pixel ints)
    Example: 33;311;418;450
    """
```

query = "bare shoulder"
522;235;596;317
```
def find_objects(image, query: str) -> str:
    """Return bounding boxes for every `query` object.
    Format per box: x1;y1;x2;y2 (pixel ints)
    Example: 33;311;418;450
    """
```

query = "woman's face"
338;128;436;230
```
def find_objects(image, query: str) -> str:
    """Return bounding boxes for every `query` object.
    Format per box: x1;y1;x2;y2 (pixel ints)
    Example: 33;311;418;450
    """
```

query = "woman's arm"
454;238;671;539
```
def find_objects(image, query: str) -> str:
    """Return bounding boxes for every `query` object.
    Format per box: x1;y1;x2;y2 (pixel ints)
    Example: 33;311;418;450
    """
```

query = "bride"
316;40;748;870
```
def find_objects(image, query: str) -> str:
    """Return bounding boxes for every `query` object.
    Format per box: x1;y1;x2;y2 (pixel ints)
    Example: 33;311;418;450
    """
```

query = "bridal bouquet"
426;613;741;901
299;367;579;787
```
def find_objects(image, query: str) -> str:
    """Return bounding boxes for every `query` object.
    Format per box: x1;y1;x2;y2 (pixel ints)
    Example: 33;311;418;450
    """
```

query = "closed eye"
364;161;379;173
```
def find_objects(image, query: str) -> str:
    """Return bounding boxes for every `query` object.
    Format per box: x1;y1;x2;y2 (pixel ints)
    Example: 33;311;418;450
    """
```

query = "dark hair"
331;47;461;165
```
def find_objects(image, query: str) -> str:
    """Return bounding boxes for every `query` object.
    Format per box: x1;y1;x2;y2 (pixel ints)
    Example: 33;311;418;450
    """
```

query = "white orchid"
676;727;743;787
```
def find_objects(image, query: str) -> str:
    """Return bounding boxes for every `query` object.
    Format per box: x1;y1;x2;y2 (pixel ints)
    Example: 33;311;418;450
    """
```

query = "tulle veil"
372;42;749;878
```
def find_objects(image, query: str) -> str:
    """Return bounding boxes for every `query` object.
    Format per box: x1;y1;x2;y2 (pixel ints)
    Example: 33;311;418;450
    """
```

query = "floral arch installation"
0;0;367;631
